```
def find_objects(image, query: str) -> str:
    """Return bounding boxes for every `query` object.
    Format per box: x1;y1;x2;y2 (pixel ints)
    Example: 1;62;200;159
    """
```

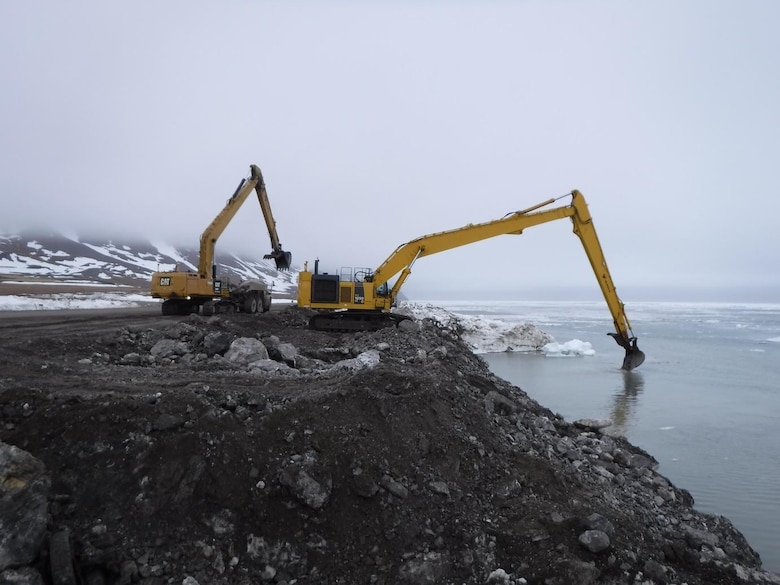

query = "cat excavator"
151;164;291;316
297;190;644;370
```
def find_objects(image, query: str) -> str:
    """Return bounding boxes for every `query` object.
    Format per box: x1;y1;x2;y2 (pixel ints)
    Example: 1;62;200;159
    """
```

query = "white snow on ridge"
0;255;64;275
0;293;157;311
151;242;196;270
82;242;166;273
2;280;130;288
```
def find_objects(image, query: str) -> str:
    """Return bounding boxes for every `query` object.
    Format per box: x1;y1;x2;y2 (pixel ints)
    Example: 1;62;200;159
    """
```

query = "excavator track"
308;311;411;332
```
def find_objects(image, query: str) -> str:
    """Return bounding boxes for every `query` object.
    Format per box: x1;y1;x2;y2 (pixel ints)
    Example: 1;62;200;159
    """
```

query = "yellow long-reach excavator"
151;164;291;316
297;190;644;370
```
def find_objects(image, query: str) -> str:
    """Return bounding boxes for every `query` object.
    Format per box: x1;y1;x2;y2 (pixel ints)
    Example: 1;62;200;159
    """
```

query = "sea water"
423;300;780;572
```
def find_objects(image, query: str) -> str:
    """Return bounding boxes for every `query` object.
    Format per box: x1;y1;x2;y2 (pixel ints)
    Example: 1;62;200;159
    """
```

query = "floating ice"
398;302;554;354
542;339;595;357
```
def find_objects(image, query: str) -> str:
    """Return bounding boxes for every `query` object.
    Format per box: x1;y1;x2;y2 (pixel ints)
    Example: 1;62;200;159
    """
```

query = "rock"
484;391;518;416
248;359;298;375
397;319;418;333
397;552;449;584
584;513;615;536
202;332;233;357
119;352;142;365
260;565;276;580
352;475;379;499
549;559;600;585
683;525;720;549
0;443;50;572
428;481;450;496
117;560;138;585
264;339;299;367
150;339;189;359
224;337;269;365
578;530;611;553
277;342;298;364
573;418;612;431
643;558;669;583
379;475;408;499
333;350;381;372
0;567;45;585
279;465;332;509
629;453;657;470
485;568;512;584
152;413;185;432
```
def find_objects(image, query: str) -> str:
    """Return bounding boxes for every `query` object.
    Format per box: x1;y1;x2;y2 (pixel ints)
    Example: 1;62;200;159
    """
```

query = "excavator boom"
151;164;291;316
199;165;291;276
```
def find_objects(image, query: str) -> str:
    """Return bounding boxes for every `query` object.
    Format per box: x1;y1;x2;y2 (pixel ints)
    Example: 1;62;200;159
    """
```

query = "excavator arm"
367;191;644;370
250;165;293;271
198;165;291;278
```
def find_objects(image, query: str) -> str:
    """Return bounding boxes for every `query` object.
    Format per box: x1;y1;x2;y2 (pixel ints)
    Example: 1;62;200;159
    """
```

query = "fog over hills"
0;231;297;296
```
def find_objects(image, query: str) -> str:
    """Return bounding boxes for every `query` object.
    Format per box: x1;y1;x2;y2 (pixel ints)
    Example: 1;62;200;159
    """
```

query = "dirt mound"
1;307;777;584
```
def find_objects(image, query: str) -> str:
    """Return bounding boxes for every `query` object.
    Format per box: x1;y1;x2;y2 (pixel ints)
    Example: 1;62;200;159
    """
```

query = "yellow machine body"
150;164;291;315
297;190;644;369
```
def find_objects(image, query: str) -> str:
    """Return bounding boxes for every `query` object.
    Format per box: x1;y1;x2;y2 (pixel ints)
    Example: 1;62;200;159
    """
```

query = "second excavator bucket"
265;250;292;271
608;333;646;371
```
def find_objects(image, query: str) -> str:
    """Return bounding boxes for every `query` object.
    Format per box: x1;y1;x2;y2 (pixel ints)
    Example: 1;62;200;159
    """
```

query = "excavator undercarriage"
309;310;411;332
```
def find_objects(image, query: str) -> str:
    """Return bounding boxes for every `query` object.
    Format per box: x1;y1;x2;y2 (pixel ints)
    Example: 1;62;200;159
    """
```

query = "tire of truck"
261;292;271;313
244;295;258;314
50;529;78;585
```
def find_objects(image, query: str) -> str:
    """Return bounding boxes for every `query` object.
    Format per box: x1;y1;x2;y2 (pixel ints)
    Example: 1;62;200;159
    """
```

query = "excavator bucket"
264;250;292;271
622;343;645;371
608;333;645;371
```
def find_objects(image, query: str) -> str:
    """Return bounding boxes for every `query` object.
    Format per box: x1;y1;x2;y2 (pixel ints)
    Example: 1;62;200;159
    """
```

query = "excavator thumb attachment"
264;250;292;271
608;333;645;371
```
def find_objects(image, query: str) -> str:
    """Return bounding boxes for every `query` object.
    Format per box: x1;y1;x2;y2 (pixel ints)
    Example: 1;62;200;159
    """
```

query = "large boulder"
150;339;189;360
224;337;269;365
0;443;50;572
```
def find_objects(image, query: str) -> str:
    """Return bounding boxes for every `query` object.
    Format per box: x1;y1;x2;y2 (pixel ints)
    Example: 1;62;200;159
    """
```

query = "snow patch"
542;339;595;357
0;293;158;311
399;302;555;354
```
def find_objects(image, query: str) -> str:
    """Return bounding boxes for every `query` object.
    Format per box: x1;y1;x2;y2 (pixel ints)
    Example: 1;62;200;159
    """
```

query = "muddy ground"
1;305;778;585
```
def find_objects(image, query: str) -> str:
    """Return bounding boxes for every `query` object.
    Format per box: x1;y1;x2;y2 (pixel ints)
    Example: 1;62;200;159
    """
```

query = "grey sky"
2;1;778;301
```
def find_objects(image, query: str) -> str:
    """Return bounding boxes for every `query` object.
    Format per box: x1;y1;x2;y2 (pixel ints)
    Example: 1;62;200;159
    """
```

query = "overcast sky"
2;2;778;302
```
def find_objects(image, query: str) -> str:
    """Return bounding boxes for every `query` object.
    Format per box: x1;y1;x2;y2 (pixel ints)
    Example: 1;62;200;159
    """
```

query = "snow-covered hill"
0;231;297;296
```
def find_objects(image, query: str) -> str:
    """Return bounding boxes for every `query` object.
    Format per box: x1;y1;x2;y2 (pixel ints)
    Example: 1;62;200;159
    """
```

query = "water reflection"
610;371;644;434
